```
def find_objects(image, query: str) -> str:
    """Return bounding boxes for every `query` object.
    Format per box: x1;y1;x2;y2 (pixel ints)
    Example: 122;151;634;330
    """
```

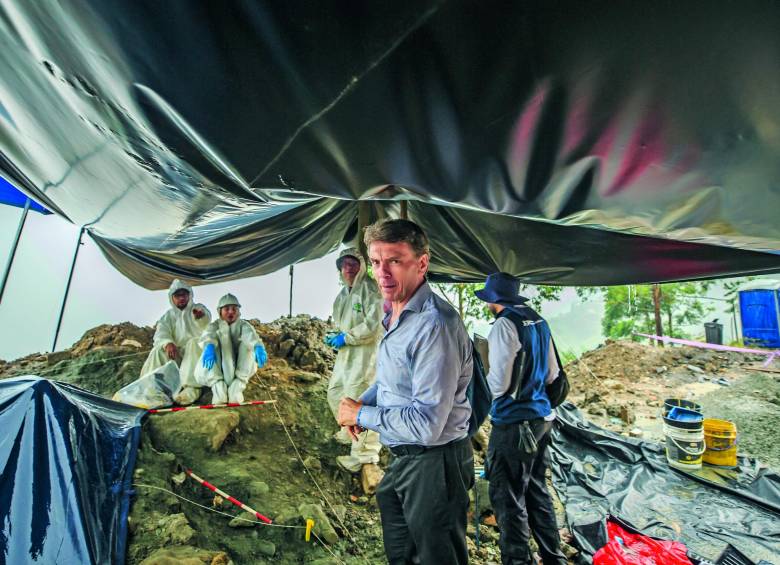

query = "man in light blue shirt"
337;219;473;565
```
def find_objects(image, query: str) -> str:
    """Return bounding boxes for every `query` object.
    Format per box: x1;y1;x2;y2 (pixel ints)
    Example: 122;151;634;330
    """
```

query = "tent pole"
52;227;85;352
288;264;294;318
0;198;31;306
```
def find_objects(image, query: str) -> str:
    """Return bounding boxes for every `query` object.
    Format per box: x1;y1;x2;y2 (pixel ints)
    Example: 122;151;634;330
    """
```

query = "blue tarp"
739;289;780;348
0;377;144;564
0;176;49;214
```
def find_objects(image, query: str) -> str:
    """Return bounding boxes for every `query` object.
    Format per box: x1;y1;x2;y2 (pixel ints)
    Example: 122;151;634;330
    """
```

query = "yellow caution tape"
305;519;314;542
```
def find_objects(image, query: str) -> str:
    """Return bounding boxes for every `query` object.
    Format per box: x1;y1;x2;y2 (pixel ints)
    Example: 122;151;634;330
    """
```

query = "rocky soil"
3;324;777;564
566;339;780;468
0;317;527;564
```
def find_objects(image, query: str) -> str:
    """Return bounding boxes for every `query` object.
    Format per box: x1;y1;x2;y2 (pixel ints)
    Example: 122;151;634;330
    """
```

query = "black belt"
389;437;467;457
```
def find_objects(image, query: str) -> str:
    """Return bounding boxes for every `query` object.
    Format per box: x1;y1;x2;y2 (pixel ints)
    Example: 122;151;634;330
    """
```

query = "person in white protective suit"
326;247;384;473
195;293;268;404
140;279;211;405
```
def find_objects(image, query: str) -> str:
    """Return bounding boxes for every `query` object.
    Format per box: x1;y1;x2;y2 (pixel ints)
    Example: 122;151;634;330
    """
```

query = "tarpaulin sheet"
2;1;780;288
0;376;145;564
550;403;780;563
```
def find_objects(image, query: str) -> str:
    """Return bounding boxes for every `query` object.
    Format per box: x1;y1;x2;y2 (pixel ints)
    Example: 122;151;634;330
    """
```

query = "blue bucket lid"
668;406;704;423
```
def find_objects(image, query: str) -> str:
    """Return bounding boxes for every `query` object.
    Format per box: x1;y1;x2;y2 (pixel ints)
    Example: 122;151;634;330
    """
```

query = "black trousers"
376;437;474;565
486;419;567;565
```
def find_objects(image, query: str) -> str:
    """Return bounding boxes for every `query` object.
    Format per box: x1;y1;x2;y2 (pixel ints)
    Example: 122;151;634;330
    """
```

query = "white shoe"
227;380;245;403
336;455;362;473
211;382;228;405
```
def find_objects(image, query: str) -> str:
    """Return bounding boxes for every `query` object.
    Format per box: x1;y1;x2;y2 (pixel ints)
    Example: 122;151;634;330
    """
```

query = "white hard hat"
217;293;241;309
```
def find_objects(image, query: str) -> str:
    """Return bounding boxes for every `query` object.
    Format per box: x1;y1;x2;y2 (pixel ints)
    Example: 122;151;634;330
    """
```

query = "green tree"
433;282;563;330
590;282;714;340
433;283;490;331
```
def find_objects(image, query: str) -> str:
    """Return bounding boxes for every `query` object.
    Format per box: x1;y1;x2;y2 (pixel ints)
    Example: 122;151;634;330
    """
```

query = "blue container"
667;406;704;423
738;280;780;348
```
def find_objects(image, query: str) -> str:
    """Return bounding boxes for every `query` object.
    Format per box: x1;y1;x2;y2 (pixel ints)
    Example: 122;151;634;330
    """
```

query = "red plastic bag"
593;520;692;565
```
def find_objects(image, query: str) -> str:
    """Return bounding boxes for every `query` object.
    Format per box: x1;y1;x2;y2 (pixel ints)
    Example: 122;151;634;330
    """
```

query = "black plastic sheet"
550;403;780;563
0;377;145;564
2;1;780;288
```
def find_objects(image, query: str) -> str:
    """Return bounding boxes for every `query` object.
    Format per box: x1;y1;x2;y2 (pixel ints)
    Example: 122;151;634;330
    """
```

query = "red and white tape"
185;468;272;524
148;399;276;414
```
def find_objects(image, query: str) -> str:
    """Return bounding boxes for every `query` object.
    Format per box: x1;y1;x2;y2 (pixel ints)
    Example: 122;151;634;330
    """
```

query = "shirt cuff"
357;405;380;432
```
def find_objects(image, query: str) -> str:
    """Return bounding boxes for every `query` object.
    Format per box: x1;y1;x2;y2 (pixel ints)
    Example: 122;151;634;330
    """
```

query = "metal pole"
52;227;85;352
288;264;294;318
0;198;31;305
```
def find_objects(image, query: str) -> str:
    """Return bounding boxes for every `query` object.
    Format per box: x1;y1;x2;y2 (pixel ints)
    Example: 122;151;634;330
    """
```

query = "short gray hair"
363;219;430;257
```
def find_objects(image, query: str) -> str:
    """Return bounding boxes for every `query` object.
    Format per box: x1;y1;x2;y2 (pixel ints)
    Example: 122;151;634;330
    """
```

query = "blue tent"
0;176;49;214
738;280;780;348
0;377;144;564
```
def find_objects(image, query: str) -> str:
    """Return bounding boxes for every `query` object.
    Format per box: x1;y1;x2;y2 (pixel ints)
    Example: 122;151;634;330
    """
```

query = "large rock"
298;503;339;544
360;463;384;495
147;410;240;455
156;513;196;545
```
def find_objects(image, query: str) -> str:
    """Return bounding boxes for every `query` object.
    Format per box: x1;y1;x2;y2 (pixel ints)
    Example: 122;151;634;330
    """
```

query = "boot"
227;379;246;403
211;381;228;405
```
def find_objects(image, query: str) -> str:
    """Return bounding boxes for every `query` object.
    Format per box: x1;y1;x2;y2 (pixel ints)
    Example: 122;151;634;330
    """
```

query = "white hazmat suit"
327;248;384;471
140;279;211;405
195;294;264;404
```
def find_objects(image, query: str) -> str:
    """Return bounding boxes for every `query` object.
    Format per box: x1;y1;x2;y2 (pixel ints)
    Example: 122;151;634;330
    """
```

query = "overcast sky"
0;205;343;360
0;203;751;362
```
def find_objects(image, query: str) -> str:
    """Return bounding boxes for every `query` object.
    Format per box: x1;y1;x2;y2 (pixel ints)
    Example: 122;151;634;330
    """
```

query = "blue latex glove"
330;332;347;350
201;343;216;370
254;344;267;368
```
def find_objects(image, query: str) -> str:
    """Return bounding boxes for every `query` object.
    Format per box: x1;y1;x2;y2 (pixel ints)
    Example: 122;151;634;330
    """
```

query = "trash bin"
704;320;723;345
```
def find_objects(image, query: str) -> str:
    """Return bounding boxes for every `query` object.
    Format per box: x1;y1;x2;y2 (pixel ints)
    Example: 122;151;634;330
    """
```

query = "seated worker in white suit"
195;293;267;404
140;279;211;405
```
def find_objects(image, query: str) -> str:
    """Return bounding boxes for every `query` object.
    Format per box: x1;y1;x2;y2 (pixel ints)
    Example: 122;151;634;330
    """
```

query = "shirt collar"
382;280;432;331
402;280;432;314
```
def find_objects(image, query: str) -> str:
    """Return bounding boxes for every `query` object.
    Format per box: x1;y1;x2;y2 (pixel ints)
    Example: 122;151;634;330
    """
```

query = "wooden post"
652;284;664;347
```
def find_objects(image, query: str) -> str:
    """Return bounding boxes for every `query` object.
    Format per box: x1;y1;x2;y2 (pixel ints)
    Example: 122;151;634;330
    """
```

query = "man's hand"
192;308;205;320
337;397;363;427
346;425;365;441
164;342;178;360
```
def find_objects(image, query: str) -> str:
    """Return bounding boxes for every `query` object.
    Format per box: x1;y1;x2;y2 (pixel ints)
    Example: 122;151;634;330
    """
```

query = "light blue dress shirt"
357;282;473;447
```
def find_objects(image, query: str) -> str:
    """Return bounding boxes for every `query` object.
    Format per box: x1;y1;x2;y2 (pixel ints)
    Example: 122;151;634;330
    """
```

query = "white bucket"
663;422;706;471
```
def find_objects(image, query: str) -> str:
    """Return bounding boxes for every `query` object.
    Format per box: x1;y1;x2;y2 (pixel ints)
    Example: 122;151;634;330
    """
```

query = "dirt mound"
564;339;776;459
70;322;155;356
251;315;336;374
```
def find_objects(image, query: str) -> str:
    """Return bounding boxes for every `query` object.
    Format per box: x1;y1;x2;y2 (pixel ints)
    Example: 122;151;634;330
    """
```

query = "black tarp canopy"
1;0;780;289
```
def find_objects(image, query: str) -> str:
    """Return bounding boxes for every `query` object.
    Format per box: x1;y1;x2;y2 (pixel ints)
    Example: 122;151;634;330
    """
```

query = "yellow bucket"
703;418;738;467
